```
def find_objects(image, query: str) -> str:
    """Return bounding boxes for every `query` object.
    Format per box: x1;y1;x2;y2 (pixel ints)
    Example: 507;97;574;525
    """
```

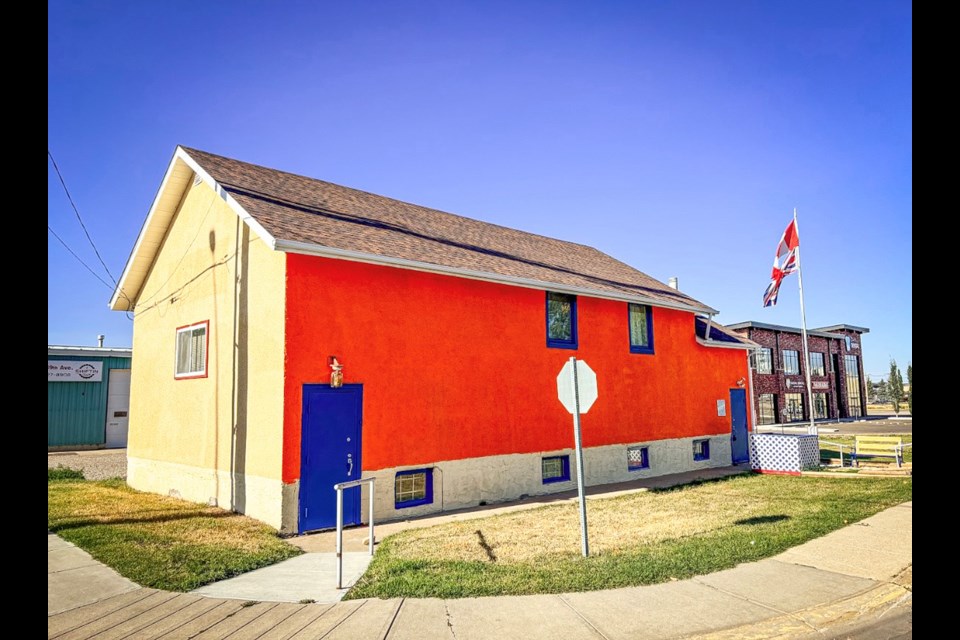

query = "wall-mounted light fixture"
737;377;746;388
329;356;344;388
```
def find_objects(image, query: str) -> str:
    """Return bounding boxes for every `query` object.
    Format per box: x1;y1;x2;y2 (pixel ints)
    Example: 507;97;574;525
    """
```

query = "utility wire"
47;226;114;290
48;149;118;285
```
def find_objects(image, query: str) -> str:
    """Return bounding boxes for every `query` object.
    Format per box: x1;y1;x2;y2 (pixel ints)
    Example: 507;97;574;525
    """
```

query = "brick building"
725;322;869;425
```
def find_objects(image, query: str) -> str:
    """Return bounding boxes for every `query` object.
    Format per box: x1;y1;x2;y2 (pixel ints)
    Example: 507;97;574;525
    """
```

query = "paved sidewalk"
191;552;375;604
48;501;911;639
48;534;139;616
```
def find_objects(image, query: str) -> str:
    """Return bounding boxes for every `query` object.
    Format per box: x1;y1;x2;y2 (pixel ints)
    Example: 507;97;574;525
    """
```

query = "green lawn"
346;474;912;600
48;478;302;591
819;435;912;465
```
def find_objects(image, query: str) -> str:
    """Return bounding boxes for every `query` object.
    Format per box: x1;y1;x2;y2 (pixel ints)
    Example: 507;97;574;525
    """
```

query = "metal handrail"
333;477;375;589
818;440;849;467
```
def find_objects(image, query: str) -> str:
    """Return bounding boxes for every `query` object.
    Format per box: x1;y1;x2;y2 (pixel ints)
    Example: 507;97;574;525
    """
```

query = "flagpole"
792;208;817;436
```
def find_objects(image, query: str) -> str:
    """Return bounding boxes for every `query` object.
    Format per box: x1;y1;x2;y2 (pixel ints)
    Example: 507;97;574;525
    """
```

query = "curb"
687;580;911;639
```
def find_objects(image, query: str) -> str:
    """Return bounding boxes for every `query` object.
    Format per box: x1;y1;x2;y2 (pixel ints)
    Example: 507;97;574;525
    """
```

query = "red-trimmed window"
175;321;209;379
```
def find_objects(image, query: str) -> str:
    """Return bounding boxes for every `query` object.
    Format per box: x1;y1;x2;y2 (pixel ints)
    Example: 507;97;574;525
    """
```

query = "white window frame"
175;321;209;379
782;349;800;375
754;348;773;374
809;352;826;377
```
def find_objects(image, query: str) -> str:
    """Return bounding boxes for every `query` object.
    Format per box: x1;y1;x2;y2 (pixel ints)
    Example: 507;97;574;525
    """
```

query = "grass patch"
49;465;85;482
866;404;910;416
48;478;302;591
346;474;911;599
819;435;912;465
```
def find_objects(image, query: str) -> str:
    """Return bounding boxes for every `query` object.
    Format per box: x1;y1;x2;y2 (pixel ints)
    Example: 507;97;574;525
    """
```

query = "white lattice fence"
749;433;819;474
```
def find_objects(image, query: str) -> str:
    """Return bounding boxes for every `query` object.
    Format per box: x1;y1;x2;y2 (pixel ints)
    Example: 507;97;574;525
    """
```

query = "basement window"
627;445;650;471
541;455;570;484
395;468;433;509
175;321;209;379
693;439;711;462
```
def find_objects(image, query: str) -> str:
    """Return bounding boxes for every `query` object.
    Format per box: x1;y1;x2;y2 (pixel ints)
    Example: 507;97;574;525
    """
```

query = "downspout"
703;314;714;342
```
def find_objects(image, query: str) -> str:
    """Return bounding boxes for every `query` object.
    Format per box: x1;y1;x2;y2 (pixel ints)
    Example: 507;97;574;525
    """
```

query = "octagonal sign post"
556;357;598;557
557;358;598;414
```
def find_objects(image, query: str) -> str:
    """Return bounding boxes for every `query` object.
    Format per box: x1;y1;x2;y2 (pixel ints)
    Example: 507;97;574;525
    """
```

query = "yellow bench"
852;436;904;468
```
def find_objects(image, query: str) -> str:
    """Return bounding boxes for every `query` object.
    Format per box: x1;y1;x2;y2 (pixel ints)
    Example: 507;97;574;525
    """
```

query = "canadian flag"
762;219;799;307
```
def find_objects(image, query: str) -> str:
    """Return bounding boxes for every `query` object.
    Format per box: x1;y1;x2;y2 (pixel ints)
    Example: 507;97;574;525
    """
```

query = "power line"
48;225;135;321
48;149;118;285
47;226;114;290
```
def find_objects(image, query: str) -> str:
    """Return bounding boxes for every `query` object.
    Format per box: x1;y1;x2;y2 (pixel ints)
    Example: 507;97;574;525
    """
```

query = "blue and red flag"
762;219;800;307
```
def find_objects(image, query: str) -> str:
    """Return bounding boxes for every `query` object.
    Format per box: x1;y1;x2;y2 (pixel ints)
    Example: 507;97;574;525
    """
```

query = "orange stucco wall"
282;254;750;483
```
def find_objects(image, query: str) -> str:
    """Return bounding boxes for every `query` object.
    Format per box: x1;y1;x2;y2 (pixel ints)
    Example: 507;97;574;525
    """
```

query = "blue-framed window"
546;292;577;349
541;455;570;483
628;303;654;354
627;445;650;471
693;439;710;462
394;468;433;508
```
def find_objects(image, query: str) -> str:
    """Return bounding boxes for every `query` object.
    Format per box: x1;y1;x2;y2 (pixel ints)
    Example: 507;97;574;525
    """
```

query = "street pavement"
48;476;912;639
755;416;911;437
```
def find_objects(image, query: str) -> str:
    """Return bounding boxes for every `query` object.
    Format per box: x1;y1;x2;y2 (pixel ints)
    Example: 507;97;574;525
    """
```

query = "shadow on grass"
735;515;790;526
648;474;743;494
49;509;236;532
475;529;497;562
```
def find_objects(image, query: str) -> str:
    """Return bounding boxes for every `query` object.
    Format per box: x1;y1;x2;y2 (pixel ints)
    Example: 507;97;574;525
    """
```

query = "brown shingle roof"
182;147;715;313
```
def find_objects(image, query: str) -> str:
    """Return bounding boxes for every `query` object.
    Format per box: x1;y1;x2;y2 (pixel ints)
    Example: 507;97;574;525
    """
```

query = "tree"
907;363;912;415
888;359;904;416
876;379;889;403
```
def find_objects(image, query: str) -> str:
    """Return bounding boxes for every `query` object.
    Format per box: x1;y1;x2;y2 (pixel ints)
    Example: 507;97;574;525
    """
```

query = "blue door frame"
729;388;749;464
299;384;363;533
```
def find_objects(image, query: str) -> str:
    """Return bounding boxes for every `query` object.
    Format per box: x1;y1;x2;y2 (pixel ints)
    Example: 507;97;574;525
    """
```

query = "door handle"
347;453;353;476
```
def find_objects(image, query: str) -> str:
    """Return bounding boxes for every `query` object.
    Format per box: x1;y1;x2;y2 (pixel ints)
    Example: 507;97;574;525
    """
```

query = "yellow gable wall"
127;178;286;523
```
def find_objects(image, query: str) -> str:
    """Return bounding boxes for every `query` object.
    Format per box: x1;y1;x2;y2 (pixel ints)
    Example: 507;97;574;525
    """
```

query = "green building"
48;345;132;449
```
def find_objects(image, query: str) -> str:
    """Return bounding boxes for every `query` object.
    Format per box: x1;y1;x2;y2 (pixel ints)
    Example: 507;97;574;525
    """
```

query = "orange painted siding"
282;254;749;483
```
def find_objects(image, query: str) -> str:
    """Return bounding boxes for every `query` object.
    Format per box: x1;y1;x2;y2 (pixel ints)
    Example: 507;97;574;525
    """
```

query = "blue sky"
48;0;911;381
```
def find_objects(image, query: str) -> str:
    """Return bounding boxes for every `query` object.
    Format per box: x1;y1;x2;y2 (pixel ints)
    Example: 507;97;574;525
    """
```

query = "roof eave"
108;146;277;312
696;336;759;350
48;346;133;357
274;238;718;315
813;324;871;334
724;321;847;340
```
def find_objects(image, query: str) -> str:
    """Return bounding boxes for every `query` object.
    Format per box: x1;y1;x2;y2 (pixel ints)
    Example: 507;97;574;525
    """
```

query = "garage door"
105;369;131;448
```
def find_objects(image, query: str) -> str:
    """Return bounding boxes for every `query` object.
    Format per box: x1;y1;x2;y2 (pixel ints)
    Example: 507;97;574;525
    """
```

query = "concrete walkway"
191;552;375;604
48;498;912;639
48;534;139;616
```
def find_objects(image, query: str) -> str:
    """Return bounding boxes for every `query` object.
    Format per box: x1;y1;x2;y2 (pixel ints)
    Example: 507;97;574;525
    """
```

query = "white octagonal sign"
557;359;598;414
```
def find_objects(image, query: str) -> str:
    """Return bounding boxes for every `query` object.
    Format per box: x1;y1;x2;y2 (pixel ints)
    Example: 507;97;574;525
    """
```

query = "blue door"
729;388;749;464
300;384;363;533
